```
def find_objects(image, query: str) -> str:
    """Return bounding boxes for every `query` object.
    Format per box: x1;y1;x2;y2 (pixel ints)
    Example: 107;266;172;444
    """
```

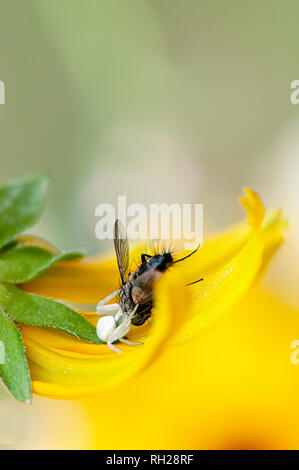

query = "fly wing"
114;219;130;284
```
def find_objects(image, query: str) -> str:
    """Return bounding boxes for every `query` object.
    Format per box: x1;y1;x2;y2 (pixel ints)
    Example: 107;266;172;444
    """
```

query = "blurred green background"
0;0;299;448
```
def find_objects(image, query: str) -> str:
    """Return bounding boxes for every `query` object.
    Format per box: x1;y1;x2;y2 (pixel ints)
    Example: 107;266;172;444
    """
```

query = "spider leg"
107;340;122;354
56;300;97;312
119;338;143;346
96;303;119;315
97;290;119;307
106;304;140;353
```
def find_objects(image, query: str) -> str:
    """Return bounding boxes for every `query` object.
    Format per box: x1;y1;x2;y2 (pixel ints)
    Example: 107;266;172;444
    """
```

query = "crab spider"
96;292;142;353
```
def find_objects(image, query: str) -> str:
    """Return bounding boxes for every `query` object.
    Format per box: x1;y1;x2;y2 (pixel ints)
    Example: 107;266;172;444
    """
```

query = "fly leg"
186;278;204;286
141;253;152;263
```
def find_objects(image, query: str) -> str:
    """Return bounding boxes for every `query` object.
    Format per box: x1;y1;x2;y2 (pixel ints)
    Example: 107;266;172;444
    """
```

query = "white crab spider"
57;290;142;354
96;290;142;353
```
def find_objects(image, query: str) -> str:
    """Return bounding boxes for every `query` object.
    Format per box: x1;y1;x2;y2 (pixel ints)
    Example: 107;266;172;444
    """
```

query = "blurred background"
0;0;299;449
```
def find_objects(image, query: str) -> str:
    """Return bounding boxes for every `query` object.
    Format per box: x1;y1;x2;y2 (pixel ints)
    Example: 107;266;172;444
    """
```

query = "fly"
96;219;203;353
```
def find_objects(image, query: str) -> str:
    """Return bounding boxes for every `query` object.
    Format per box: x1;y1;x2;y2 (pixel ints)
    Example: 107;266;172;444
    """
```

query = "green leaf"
0;244;83;283
0;173;48;250
0;306;32;403
0;283;102;344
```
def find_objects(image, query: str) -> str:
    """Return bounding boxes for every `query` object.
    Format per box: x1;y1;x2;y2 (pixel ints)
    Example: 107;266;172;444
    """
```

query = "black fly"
96;219;202;353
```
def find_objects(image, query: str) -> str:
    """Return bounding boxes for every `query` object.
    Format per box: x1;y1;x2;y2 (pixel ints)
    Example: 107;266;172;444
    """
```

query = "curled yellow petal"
239;187;265;232
172;234;263;345
170;193;284;345
19;189;286;399
22;272;189;399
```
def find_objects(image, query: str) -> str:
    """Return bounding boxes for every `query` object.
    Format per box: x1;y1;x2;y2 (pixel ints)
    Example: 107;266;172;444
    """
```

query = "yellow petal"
239;187;265;232
170;191;285;344
21;257;117;304
20;189;286;399
17;235;60;252
176;190;284;285
20;241;153;304
83;288;299;450
173;234;263;345
19;190;266;304
22;271;188;399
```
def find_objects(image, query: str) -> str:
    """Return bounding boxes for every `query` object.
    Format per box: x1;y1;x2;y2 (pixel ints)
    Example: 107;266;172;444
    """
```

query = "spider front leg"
96;290;120;315
107;340;122;354
96;303;120;315
119;338;143;346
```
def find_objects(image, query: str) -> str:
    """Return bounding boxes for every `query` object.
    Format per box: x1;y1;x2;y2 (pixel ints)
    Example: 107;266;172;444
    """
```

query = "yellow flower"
84;288;299;450
19;188;286;400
